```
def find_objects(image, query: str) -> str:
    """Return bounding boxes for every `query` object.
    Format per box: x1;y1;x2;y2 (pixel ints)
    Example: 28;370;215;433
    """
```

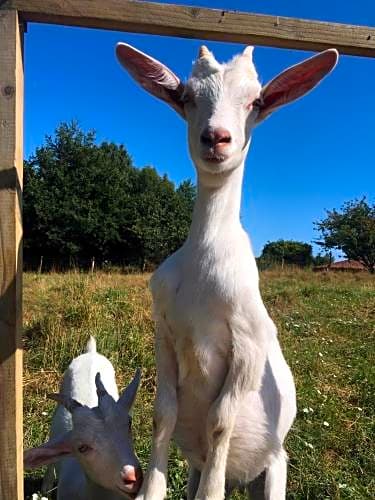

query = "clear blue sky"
24;0;375;256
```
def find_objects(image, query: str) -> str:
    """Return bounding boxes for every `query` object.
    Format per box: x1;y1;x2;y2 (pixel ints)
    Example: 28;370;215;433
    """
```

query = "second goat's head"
116;43;338;184
24;370;142;497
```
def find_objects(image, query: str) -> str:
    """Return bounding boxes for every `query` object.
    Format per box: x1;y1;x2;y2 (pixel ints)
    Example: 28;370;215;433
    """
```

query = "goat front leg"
136;318;178;500
195;316;268;500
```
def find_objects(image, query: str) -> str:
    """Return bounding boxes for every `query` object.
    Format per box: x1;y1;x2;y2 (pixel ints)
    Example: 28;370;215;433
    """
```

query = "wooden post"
38;255;43;274
0;9;24;500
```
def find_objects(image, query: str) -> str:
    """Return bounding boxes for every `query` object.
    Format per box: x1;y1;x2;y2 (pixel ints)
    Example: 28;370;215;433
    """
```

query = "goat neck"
189;160;245;244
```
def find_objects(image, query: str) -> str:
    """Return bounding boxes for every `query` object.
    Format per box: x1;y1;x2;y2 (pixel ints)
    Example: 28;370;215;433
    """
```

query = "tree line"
24;122;195;270
24;122;374;272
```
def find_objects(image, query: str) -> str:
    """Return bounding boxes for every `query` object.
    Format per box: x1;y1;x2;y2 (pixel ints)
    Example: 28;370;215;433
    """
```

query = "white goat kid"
116;44;338;500
24;337;143;500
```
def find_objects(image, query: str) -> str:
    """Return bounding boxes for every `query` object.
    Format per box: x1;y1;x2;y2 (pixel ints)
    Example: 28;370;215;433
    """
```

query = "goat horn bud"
198;45;211;58
243;46;254;58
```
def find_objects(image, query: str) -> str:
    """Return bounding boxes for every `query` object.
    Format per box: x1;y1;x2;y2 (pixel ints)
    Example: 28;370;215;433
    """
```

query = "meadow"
23;269;374;499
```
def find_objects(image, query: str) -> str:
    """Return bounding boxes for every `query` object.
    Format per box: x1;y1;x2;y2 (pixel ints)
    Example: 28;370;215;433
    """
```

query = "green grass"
23;269;375;499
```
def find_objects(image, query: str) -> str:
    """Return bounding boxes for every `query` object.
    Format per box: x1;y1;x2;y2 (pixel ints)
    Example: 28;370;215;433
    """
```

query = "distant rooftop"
314;259;366;272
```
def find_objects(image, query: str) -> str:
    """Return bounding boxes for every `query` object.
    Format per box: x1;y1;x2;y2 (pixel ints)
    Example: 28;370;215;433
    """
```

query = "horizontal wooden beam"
1;0;375;57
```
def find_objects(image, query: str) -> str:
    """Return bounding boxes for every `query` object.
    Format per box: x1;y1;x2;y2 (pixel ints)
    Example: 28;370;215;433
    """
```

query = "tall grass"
23;269;374;499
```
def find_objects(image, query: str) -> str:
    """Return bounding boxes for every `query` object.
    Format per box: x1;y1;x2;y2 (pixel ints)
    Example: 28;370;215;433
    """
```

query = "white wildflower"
303;408;309;413
318;352;323;357
309;407;314;413
338;483;347;489
304;441;314;449
41;411;48;416
31;494;48;500
323;421;329;427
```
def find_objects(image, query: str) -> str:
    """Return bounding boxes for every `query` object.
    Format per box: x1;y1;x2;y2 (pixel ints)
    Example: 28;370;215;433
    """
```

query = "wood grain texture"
1;0;375;57
0;9;24;500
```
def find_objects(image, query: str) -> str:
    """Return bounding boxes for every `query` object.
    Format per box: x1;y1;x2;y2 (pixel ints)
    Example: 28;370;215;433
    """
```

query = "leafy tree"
314;198;375;273
23;122;195;269
313;252;333;267
259;240;314;268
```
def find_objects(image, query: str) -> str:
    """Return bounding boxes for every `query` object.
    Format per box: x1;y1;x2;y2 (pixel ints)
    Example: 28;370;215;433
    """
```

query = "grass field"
23;269;374;499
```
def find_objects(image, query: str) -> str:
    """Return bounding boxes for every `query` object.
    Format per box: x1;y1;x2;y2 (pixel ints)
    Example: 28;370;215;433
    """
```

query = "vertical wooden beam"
0;9;24;500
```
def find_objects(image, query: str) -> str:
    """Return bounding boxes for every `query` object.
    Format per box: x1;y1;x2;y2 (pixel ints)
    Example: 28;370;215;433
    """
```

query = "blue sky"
24;0;375;256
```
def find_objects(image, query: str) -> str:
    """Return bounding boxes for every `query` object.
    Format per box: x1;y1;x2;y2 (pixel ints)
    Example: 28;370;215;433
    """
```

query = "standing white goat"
116;44;338;500
24;337;143;500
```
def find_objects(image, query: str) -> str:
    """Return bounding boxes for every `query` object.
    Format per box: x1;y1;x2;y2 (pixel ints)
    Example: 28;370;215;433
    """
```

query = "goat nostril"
201;127;231;147
218;134;231;144
200;131;213;146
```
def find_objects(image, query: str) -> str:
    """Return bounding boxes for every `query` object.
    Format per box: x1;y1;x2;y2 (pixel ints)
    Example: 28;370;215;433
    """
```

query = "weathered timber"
0;9;24;500
0;0;375;57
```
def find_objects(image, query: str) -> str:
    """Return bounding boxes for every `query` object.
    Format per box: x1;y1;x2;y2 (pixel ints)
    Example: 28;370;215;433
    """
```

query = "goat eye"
78;444;91;454
252;97;263;108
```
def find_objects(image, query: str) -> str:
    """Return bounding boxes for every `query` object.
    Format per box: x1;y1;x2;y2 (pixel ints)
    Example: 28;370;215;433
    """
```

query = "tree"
259;240;314;268
314;199;375;273
23;122;196;269
313;252;333;267
24;122;135;266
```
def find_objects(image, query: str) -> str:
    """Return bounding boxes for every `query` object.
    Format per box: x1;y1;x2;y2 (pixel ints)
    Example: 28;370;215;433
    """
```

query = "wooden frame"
0;9;24;500
1;0;375;56
0;1;373;498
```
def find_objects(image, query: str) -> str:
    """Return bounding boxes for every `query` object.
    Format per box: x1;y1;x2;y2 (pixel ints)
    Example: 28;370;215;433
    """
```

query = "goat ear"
116;43;185;118
118;368;141;410
256;49;338;123
24;433;73;469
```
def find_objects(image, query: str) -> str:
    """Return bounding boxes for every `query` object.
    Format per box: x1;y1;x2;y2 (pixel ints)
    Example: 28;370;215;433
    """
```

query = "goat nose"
200;127;232;147
121;465;136;484
121;465;142;490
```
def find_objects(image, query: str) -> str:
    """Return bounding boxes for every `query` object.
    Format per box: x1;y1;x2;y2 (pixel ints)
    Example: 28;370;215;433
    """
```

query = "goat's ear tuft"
116;43;185;119
256;48;339;123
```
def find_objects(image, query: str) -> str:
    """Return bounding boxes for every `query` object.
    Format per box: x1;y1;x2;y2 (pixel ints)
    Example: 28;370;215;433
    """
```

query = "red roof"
313;259;366;272
329;260;366;270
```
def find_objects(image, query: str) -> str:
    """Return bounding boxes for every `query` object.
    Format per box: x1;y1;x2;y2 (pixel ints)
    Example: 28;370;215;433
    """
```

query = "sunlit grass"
24;269;374;499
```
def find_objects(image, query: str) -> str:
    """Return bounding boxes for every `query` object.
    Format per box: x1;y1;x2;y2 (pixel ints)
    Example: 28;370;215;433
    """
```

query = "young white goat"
116;44;338;500
24;337;143;500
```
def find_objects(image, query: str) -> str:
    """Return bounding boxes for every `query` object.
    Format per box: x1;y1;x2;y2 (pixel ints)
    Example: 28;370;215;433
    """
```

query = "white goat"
24;337;143;500
116;44;338;500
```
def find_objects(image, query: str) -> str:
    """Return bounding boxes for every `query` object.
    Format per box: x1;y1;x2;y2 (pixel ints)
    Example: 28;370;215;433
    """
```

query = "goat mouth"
202;153;227;164
116;485;138;498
